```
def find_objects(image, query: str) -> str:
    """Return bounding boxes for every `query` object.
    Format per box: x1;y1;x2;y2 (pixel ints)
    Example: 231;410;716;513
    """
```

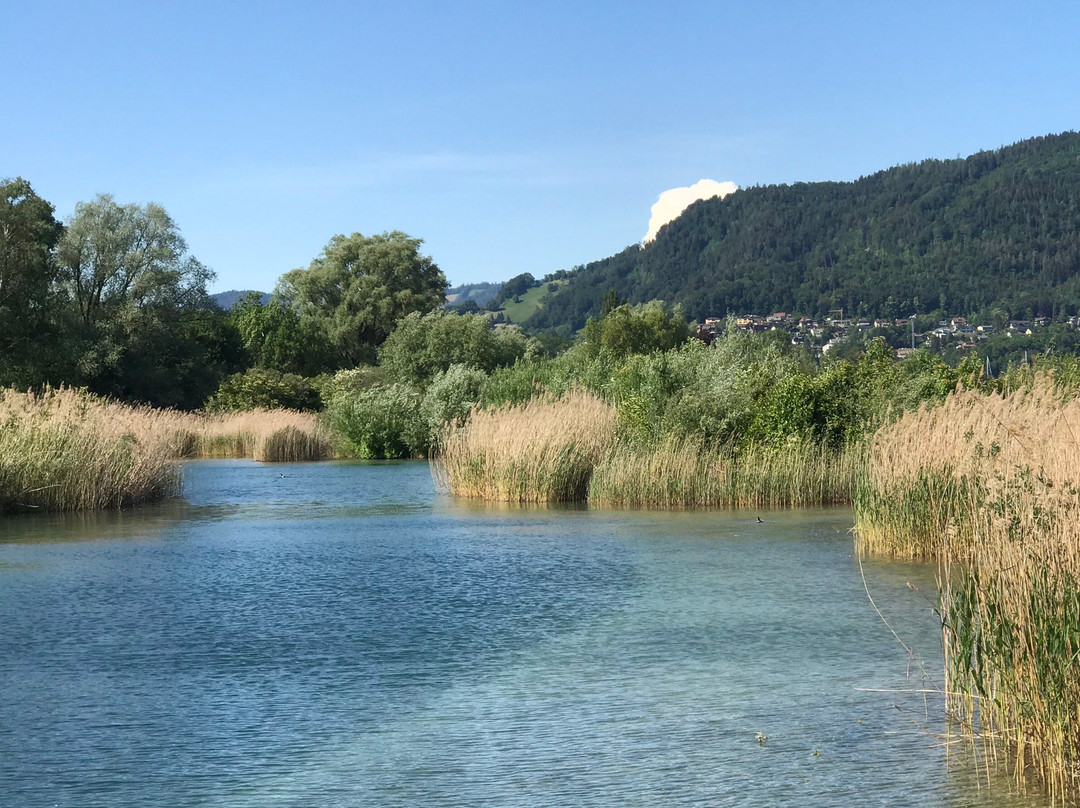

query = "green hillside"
527;132;1080;332
497;280;567;323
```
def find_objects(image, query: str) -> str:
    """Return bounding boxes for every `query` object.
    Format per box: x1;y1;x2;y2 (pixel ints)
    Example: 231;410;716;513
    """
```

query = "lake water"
0;460;1051;807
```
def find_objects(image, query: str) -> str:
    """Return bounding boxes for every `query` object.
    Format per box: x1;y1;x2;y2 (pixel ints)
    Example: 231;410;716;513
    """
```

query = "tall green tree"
230;292;333;376
490;272;537;307
55;194;226;406
58;195;212;329
0;178;64;385
276;231;446;366
581;301;689;359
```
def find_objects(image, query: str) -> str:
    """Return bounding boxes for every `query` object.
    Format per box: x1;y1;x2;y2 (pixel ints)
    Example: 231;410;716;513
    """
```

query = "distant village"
696;312;1080;358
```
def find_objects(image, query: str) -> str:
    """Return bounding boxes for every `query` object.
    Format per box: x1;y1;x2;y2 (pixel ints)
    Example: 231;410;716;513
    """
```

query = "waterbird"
756;516;763;523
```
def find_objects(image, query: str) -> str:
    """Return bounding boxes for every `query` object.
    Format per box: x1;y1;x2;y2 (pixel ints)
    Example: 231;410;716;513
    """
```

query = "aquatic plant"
188;408;334;461
433;389;617;502
588;436;862;509
941;486;1080;803
0;387;336;512
435;389;860;508
0;387;180;512
855;376;1080;799
854;378;1080;558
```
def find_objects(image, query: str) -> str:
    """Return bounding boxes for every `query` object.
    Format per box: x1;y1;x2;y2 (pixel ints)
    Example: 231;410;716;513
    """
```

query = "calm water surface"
0;460;1050;807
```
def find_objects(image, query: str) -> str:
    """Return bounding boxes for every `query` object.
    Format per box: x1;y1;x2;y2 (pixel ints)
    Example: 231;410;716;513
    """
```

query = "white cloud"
643;179;738;244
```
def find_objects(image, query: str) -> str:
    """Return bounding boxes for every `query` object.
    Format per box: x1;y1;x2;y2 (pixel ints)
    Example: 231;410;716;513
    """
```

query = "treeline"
323;297;1004;462
530;132;1080;332
0;182;248;409
0;178;458;410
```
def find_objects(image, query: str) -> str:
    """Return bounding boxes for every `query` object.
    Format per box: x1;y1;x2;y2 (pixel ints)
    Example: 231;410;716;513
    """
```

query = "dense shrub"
205;368;322;412
326;383;429;459
421;364;487;436
313;366;386;405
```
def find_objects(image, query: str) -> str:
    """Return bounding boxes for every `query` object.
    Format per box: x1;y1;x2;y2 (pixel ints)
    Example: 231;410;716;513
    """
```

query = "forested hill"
528;132;1080;331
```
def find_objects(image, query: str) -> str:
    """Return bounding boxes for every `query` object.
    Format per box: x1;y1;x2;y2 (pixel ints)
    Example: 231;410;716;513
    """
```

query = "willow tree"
276;231;446;367
55;194;230;407
57;194;212;328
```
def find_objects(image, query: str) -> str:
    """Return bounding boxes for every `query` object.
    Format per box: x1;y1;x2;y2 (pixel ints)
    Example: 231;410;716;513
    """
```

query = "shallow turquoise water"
0;460;1050;806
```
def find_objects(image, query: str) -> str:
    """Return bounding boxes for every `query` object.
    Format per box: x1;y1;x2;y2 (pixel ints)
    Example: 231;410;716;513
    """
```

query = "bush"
421;364;487;436
313;366;385;406
326;383;429;459
205;369;322;412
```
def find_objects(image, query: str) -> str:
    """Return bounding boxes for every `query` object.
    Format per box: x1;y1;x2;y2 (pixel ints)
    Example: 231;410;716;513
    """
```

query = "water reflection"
0;499;194;545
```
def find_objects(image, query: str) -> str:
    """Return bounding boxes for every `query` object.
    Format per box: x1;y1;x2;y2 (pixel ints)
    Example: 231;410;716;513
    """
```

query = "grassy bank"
855;377;1080;799
0;387;335;513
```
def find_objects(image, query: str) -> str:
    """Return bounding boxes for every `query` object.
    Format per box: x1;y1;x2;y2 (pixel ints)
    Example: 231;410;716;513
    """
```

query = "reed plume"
0;387;335;512
856;375;1080;799
433;389;617;503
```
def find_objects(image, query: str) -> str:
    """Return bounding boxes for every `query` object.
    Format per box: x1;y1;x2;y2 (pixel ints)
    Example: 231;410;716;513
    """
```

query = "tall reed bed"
856;377;1080;799
0;387;336;513
433;390;617;502
186;409;334;462
589;436;863;508
0;387;181;512
941;494;1080;803
855;380;1080;558
434;390;861;508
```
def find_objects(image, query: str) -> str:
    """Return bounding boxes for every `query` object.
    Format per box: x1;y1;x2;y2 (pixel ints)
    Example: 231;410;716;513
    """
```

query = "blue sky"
5;1;1079;291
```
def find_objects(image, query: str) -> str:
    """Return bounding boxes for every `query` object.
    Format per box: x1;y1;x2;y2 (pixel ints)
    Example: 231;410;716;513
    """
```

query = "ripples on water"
0;460;1051;807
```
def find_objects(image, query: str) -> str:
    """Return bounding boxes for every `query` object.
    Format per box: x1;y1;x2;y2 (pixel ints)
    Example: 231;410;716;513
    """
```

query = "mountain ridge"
526;132;1080;331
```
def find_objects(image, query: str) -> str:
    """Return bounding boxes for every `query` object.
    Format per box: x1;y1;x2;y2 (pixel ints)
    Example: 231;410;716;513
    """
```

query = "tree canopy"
0;178;64;385
230;292;332;377
58;195;212;328
580;301;690;359
276;231;446;366
378;309;530;384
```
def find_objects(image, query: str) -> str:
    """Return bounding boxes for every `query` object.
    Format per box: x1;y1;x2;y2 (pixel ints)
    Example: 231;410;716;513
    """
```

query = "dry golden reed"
589;436;863;509
433;389;617;503
0;387;335;513
185;409;334;462
856;375;1080;800
434;390;861;508
0;387;180;512
855;378;1080;558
